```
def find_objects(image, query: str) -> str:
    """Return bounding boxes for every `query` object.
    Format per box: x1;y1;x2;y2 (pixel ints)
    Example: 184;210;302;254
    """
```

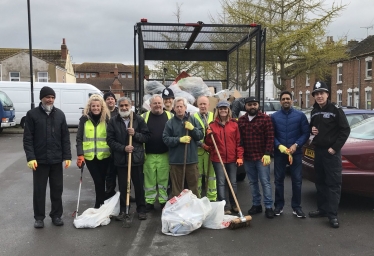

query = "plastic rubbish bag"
177;77;212;98
174;90;196;105
202;201;238;229
145;81;165;95
73;192;120;229
161;190;211;236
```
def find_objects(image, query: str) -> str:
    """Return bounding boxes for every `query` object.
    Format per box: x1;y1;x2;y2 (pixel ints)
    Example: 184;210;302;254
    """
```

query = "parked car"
0;90;16;133
302;117;374;198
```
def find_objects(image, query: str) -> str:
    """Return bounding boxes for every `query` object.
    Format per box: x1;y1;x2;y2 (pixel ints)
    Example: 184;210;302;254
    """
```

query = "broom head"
228;215;252;230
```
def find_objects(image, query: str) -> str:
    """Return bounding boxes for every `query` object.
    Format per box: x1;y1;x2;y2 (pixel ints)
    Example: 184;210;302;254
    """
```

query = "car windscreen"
349;117;374;140
0;91;13;107
263;102;281;111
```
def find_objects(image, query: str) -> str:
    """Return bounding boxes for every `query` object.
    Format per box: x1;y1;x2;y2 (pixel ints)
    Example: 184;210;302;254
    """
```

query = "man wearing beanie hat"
23;86;71;228
308;81;350;228
103;92;119;117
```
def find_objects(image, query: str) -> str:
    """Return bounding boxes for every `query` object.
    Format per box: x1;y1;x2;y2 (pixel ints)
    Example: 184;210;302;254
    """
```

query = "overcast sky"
1;0;373;65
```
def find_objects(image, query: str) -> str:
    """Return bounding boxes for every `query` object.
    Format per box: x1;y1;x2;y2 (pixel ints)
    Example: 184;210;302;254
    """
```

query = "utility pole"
360;25;373;37
27;0;35;109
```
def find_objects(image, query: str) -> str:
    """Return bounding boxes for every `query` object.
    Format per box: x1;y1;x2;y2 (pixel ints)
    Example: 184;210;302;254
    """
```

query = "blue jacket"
271;107;310;155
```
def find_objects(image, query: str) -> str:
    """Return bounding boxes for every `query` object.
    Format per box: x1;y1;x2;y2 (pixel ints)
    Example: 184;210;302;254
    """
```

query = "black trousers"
117;165;146;213
105;158;117;198
86;157;110;208
314;147;342;219
33;163;63;220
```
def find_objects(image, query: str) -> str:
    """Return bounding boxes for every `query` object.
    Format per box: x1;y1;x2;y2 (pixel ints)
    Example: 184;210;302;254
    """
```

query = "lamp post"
162;67;168;86
27;0;35;109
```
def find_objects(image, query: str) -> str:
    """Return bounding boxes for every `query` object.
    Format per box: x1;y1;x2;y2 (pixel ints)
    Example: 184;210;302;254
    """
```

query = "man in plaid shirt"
238;97;275;218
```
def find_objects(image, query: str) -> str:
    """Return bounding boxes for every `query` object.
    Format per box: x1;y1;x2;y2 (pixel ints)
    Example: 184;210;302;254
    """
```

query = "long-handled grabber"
203;115;252;229
123;111;134;228
72;162;85;218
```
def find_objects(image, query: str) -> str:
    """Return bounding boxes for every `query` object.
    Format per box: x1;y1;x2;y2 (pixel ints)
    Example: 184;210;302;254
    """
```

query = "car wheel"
20;117;25;129
0;128;3;134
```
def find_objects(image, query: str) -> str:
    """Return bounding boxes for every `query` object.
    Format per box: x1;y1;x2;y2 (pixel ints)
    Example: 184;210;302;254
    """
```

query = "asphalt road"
0;133;373;256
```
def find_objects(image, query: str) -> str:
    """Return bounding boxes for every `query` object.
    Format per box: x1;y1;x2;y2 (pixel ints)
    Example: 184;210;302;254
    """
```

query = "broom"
203;115;252;229
123;111;134;228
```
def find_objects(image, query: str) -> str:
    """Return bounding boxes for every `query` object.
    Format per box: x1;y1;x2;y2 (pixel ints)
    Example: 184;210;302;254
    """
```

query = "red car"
302;116;374;198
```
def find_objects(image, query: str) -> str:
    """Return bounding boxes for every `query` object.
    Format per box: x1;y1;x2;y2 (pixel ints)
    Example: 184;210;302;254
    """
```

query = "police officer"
308;81;350;228
193;96;217;201
162;88;175;115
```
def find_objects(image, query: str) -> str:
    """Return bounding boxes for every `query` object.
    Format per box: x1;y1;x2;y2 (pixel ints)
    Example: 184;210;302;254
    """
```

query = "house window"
127;73;132;79
337;63;343;83
91;73;96;78
10;72;20;81
305;91;310;108
79;73;84;78
366;91;372;109
38;72;48;82
290;79;295;89
365;57;372;79
75;73;79;78
299;92;303;108
347;92;352;106
337;91;342;107
354;92;359;108
305;73;310;87
121;73;127;78
86;73;91;78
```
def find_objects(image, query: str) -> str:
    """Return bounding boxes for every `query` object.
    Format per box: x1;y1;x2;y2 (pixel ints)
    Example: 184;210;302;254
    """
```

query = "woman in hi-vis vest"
76;94;111;208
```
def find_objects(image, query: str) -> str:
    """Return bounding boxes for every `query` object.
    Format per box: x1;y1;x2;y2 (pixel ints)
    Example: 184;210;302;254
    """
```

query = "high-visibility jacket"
83;120;110;160
142;110;172;123
193;112;214;142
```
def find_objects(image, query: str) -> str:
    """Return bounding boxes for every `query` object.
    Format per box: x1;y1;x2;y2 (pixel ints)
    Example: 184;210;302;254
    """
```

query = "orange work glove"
76;155;85;168
202;143;211;152
236;159;243;166
285;149;293;165
206;128;213;136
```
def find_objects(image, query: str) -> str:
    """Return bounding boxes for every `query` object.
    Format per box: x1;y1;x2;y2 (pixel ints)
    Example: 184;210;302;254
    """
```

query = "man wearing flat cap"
308;81;350;228
238;96;275;219
23;86;71;228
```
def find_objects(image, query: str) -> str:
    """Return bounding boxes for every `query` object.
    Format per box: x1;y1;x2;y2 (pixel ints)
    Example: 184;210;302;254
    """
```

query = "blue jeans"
244;160;273;208
212;162;237;208
274;153;302;210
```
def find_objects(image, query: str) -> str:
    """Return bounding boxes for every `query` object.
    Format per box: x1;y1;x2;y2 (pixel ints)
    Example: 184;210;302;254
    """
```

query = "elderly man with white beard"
106;97;150;221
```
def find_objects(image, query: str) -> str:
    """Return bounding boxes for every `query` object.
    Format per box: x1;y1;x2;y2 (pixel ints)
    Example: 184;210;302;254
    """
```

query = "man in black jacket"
23;86;71;229
106;97;151;220
308;81;350;228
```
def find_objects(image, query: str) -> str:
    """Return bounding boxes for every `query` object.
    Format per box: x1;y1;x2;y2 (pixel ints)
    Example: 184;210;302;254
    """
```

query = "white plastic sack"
177;77;212;98
161;190;211;236
145;81;165;95
202;201;238;229
73;192;120;229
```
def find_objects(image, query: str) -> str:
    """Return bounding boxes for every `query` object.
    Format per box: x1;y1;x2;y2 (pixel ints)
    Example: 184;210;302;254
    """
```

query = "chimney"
61;38;67;59
347;39;359;50
114;64;119;77
326;36;334;44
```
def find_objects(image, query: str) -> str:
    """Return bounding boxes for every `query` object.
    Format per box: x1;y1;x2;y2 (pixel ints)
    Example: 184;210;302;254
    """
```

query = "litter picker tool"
72;162;85;218
181;112;190;192
123;111;134;228
203;115;252;229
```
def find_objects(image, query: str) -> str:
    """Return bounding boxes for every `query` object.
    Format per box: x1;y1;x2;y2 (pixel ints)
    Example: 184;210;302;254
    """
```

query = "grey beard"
119;110;131;117
43;104;53;112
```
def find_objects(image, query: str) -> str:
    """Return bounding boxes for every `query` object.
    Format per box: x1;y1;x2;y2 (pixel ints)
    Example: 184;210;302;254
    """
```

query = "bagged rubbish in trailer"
145;81;165;95
177;77;212;98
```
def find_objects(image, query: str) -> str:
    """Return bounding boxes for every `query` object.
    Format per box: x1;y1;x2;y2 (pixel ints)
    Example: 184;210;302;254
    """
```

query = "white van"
0;82;103;127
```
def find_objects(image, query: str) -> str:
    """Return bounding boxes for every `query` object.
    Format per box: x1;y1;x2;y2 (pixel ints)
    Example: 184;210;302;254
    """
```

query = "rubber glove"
76;155;85;168
206;128;213;136
236;159;243;166
180;136;191;144
278;145;288;154
64;160;71;169
261;155;271;166
27;160;38;171
185;121;194;131
202;143;211;152
287;152;293;165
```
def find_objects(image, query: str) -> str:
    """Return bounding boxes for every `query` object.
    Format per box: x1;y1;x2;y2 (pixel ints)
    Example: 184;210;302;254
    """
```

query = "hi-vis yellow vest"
142;111;172;123
83;120;110;160
194;112;213;142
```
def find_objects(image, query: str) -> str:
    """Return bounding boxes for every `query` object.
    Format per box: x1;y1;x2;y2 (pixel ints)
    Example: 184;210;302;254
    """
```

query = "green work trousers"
143;153;169;204
198;148;217;201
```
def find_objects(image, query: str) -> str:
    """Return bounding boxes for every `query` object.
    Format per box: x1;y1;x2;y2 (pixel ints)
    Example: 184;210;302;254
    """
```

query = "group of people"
24;80;349;229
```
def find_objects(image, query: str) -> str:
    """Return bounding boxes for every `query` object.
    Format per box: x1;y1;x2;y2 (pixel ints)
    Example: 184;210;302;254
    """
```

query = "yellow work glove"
185;121;194;131
64;160;71;169
261;155;271;166
27;160;38;171
278;145;289;154
179;136;191;144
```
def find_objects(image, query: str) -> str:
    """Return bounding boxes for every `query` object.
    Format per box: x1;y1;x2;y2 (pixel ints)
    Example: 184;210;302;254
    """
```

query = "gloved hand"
288;153;293;165
64;160;71;169
236;159;243;166
261;155;271;166
206;128;213;136
278;145;288;154
202;143;211;152
180;136;191;144
76;155;85;168
27;160;38;171
185;121;194;131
